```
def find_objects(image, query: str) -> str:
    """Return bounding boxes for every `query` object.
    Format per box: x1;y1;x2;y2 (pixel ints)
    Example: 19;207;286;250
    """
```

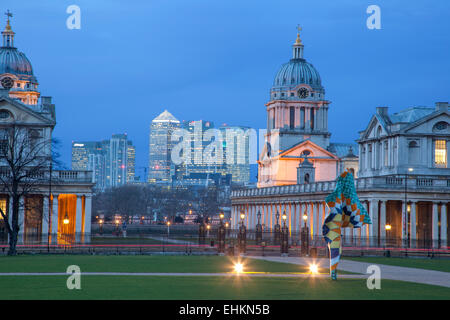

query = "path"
0;271;365;279
248;256;450;288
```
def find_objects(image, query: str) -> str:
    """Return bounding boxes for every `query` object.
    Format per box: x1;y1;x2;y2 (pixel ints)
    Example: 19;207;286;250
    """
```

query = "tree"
0;122;52;255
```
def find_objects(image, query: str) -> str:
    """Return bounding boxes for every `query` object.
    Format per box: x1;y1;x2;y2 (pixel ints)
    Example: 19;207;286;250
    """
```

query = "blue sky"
3;0;449;179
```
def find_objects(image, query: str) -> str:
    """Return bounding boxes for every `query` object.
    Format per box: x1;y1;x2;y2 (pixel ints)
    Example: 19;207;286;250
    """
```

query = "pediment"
279;140;338;160
0;97;54;126
402;111;450;134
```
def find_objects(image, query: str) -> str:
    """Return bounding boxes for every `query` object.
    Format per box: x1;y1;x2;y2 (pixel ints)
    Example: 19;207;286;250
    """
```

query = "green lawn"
1;276;449;300
0;255;319;274
343;257;450;273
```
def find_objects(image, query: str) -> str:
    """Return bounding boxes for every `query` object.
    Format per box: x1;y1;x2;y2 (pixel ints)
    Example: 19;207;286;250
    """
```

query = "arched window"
304;173;310;184
433;121;449;133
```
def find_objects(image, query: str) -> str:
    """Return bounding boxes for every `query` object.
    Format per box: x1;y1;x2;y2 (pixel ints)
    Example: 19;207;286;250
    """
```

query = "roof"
153;110;180;123
388;107;435;124
328;143;359;158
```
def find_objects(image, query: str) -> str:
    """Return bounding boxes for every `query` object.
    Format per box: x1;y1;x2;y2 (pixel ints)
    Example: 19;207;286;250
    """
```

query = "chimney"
435;102;449;112
376;106;388;116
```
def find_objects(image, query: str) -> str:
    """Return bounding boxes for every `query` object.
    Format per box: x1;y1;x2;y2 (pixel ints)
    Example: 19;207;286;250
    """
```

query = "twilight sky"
3;0;450;180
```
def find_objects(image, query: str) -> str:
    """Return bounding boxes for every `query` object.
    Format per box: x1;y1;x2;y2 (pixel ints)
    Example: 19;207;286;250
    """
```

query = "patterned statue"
322;170;372;280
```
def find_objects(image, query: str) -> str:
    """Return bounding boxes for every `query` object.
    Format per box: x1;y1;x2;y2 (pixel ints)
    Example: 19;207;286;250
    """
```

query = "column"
51;195;59;235
292;202;298;234
441;203;447;246
84;195;92;235
42;196;50;237
369;200;379;244
75;195;83;240
379;200;386;240
410;201;417;247
401;201;406;241
312;202;318;237
432;202;439;245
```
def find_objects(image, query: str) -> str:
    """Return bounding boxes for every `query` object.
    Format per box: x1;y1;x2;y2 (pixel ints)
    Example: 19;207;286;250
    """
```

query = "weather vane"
297;24;302;34
5;10;13;22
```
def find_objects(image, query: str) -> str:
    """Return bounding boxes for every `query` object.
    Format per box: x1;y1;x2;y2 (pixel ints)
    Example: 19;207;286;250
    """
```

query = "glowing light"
219;213;224;219
63;218;69;225
240;213;245;220
282;214;287;221
303;214;308;221
385;224;392;231
206;225;210;230
225;222;229;228
99;219;103;224
234;263;244;274
115;219;119;225
408;168;414;172
309;264;319;274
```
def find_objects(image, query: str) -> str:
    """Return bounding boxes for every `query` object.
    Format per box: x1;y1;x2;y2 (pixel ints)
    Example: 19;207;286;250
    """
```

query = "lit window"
434;140;447;167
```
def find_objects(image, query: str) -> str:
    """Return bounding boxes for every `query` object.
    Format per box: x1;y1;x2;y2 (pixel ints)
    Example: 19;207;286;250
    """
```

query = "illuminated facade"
0;16;93;244
231;28;449;247
148;110;180;183
72;135;136;190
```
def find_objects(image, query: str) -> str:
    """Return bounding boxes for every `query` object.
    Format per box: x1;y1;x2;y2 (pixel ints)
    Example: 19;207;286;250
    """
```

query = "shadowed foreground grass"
1;276;449;300
343;257;450;273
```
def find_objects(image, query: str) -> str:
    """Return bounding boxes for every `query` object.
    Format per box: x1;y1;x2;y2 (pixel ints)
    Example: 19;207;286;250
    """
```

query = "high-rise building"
127;141;136;183
148;110;180;183
72;134;136;190
220;125;251;185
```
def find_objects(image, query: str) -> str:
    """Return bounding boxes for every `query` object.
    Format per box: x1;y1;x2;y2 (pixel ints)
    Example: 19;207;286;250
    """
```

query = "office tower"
127;142;136;183
148;110;180;183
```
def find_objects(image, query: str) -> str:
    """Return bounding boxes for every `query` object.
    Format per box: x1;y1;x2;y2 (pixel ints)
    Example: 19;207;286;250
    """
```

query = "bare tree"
0;122;52;255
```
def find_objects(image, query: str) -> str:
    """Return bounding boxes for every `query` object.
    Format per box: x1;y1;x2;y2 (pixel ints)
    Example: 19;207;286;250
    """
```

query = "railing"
232;176;450;198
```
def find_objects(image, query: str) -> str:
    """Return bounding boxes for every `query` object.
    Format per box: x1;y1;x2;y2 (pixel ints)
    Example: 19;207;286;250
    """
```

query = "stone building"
231;28;449;248
0;15;93;244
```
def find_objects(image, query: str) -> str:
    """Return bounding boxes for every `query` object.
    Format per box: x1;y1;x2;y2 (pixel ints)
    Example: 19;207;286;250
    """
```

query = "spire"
2;10;15;47
292;25;304;59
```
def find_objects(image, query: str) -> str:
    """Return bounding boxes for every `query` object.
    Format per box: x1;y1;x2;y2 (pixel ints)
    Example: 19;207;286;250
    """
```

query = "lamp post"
198;216;206;245
217;213;226;254
63;212;69;249
167;221;171;237
99;219;103;235
404;168;413;247
255;210;262;245
115;218;120;236
274;211;281;245
238;211;246;255
281;211;289;256
301;212;309;256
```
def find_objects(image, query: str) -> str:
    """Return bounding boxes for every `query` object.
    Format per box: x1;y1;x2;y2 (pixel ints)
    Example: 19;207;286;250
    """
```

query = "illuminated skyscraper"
220;125;251;185
127;141;136;183
71;141;106;190
148;110;180;183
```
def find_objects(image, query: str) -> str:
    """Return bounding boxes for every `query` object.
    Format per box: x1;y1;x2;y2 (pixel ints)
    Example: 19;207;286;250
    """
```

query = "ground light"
309;263;319;274
234;262;244;274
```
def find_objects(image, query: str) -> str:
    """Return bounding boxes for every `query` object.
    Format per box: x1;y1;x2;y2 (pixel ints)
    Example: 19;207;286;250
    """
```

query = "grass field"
343;257;450;273
1;255;449;300
1;275;449;300
0;255;318;273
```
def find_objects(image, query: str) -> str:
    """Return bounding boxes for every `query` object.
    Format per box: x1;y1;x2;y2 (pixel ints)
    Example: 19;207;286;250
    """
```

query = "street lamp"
99;219;103;235
301;211;309;256
281;211;289;255
206;224;210;238
167;221;171;237
238;211;246;255
63;212;69;246
217;213;226;254
255;210;262;245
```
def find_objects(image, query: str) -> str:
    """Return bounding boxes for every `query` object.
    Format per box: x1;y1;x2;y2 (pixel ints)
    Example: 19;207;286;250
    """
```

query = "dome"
270;28;325;99
0;47;34;77
272;58;323;92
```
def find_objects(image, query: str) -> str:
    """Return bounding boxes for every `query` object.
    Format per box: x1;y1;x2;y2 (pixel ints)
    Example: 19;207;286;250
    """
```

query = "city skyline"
2;0;448;174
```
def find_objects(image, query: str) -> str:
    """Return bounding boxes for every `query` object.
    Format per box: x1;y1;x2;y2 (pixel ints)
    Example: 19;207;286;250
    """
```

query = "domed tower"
265;27;331;152
0;11;40;105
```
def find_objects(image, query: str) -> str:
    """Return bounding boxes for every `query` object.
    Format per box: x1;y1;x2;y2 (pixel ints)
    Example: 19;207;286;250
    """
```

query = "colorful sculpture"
322;170;372;280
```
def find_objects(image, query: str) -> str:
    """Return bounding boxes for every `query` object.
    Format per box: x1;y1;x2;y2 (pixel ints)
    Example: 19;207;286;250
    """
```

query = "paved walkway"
248;256;450;288
0;271;365;279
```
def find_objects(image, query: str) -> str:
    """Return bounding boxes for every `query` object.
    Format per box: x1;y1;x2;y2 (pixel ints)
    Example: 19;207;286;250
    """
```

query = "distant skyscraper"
127;141;136;183
148;110;180;183
71;141;106;190
72;134;136;190
220;125;251;185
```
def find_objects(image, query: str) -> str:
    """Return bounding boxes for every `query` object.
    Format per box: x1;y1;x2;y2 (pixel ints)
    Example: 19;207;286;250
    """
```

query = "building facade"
231;28;449;247
258;28;357;188
0;16;93;243
148;110;180;184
